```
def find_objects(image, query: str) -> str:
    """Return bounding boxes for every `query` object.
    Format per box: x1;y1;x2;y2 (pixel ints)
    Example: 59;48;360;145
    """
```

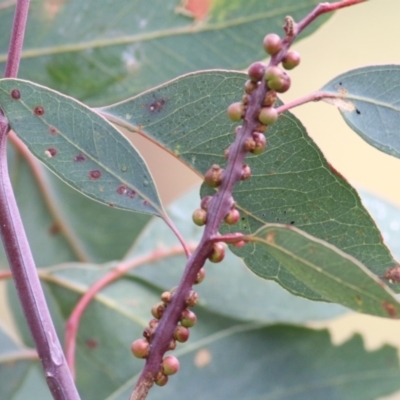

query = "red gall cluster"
131;268;205;385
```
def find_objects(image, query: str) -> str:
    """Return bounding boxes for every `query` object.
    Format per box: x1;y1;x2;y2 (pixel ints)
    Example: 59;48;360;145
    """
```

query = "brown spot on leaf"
382;265;400;282
89;170;101;180
10;89;20;100
176;0;212;20
49;126;58;135
148;98;166;113
85;338;98;349
382;301;398;319
116;185;127;195
48;222;61;235
355;295;362;305
43;0;68;19
194;348;211;368
34;106;44;116
45;147;57;158
74;154;85;162
127;189;136;199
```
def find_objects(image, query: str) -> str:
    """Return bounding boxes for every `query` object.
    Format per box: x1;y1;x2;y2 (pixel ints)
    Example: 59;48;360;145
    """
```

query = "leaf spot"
10;89;20;100
45;147;57;158
148;98;166;113
176;0;211;21
117;185;127;195
85;338;98;349
89;170;102;180
74;154;86;162
127;189;136;199
49;126;58;135
355;108;361;115
34;106;45;116
194;348;212;368
382;265;400;282
48;222;61;235
355;295;362;305
121;165;128;172
382;301;398;319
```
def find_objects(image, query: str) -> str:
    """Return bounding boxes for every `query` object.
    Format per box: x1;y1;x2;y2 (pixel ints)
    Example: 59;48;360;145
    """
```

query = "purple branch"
3;0;29;78
0;118;80;400
130;1;366;399
0;1;80;399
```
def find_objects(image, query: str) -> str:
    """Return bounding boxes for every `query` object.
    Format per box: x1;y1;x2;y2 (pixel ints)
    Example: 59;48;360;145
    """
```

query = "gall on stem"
130;2;366;399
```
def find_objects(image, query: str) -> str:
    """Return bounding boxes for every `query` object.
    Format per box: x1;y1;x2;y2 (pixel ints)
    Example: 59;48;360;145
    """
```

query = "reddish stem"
1;1;80;399
130;1;366;399
65;245;196;378
276;91;336;114
3;0;29;78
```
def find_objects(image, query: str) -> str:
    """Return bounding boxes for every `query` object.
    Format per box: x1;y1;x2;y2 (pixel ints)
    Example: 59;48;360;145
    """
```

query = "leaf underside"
0;79;163;216
0;0;332;105
100;70;398;300
247;224;400;318
321;65;400;159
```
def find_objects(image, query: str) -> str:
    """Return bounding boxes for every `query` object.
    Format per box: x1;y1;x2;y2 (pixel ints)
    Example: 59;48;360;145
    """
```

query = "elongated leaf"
100;70;398;300
126;186;347;323
321;65;400;158
360;190;400;261
0;0;331;105
0;324;43;400
111;327;400;400
0;143;151;269
0;79;162;216
6;266;400;400
246;224;400;318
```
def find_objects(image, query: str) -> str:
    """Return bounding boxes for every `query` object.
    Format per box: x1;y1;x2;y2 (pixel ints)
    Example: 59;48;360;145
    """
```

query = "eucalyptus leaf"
0;324;42;400
0;143;151;269
126;187;347;323
5;267;400;399
246;224;400;318
321;65;400;158
0;0;331;105
109;326;400;400
360;190;400;261
0;78;163;216
100;70;398;300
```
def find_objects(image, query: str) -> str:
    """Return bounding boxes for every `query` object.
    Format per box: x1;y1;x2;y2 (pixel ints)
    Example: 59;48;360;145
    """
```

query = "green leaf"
100;70;398;299
9;267;399;400
320;65;400;158
0;0;331;105
0;142;151;271
126;186;347;323
360;190;400;261
246;224;400;318
110;326;400;400
0;78;163;216
0;324;45;400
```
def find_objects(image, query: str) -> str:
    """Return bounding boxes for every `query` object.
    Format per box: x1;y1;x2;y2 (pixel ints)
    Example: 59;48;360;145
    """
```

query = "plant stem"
0;1;80;399
3;0;29;78
64;244;196;378
130;1;366;399
0;118;80;400
276;91;335;114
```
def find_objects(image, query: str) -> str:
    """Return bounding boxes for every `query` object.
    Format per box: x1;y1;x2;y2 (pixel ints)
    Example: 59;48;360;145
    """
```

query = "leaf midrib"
0;2;319;62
